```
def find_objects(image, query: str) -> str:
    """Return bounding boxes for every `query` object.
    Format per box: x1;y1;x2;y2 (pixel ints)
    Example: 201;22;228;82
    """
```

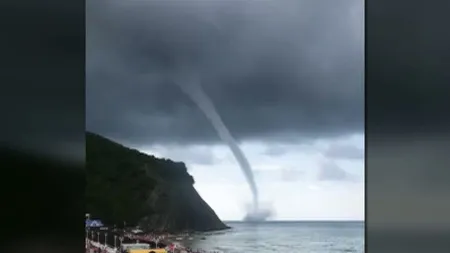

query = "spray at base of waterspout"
243;200;274;222
243;208;273;222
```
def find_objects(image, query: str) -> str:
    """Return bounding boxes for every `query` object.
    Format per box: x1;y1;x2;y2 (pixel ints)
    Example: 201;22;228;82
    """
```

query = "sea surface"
180;221;364;253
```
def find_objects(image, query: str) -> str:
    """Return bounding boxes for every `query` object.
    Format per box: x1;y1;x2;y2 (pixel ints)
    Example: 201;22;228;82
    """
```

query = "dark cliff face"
86;132;228;232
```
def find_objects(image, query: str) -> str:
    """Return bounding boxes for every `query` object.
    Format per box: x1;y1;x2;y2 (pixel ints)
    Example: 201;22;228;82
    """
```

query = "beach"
86;221;364;253
85;227;215;253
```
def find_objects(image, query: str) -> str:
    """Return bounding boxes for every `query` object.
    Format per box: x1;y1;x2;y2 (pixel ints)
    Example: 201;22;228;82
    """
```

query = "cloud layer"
86;0;364;145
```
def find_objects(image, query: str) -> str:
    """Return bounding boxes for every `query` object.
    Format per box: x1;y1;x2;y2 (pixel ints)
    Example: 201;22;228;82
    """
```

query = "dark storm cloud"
86;0;364;145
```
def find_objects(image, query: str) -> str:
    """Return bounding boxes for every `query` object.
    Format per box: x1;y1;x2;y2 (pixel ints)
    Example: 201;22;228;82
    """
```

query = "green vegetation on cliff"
86;132;227;232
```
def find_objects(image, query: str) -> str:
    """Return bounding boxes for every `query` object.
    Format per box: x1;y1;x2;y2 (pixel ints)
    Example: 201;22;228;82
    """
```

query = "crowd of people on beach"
86;229;222;253
123;232;168;243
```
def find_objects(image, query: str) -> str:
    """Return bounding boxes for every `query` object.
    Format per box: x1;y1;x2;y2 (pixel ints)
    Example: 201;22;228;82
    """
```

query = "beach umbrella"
114;235;117;248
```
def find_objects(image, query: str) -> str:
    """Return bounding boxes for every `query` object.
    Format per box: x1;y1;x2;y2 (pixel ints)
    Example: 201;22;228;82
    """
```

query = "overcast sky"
86;0;364;221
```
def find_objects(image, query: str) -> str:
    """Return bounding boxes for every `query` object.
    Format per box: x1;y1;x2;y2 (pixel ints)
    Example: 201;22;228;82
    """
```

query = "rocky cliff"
86;132;228;232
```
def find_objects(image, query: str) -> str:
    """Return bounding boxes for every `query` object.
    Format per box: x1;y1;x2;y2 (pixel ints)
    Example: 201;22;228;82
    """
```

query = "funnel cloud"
174;71;259;212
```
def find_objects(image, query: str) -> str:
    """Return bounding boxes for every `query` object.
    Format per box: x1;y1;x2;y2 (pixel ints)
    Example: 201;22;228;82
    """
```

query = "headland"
86;131;229;233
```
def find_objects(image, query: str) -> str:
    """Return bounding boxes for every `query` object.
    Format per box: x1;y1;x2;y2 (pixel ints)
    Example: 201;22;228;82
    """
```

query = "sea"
180;221;364;253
